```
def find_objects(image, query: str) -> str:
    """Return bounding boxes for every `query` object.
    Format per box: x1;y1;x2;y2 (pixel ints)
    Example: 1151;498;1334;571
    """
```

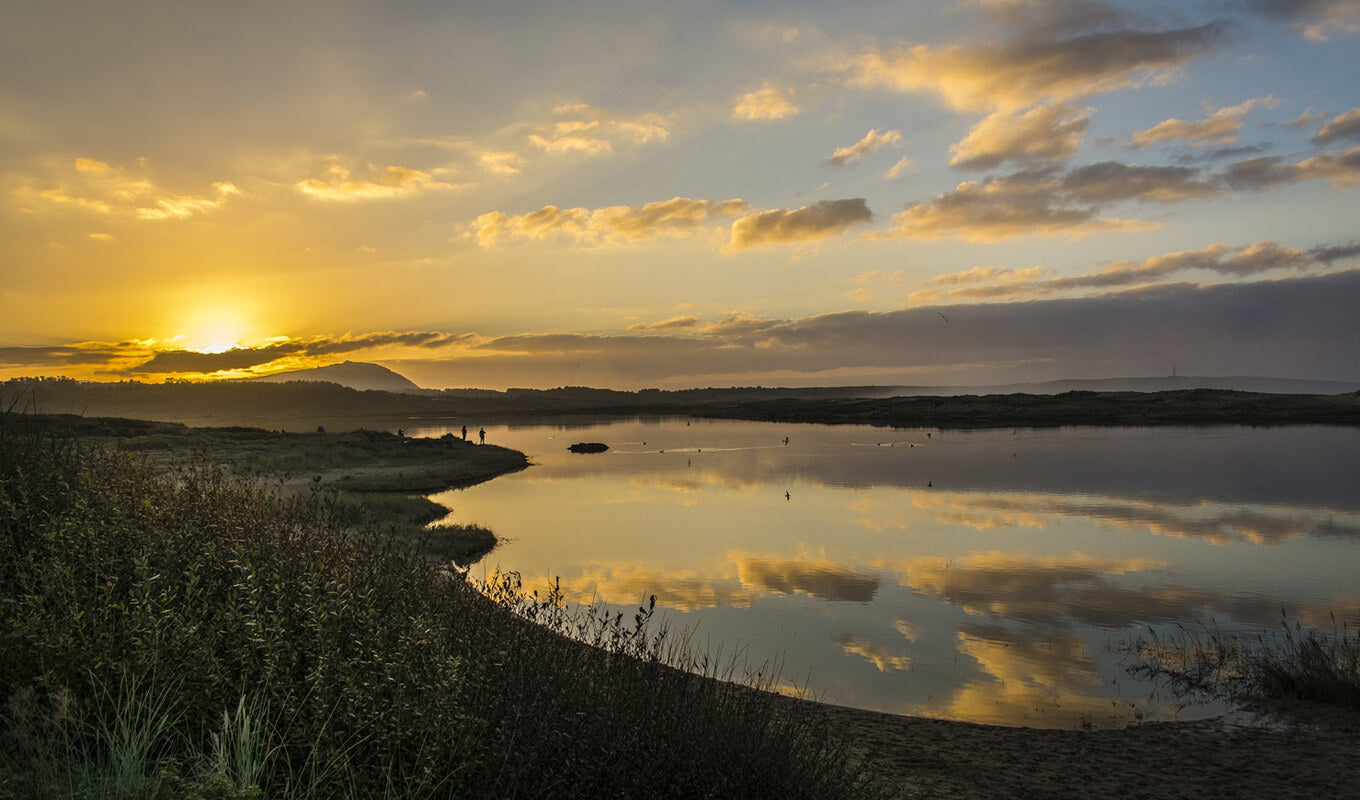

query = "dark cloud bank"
401;268;1360;388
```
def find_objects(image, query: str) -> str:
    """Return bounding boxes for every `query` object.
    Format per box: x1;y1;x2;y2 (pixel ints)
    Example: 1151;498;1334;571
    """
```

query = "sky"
3;0;1359;390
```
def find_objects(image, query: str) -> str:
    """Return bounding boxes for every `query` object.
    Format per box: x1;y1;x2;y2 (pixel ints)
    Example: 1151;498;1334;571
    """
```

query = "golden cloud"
1313;107;1360;144
295;159;463;201
885;156;915;180
728;198;873;250
528;104;671;156
840;24;1223;111
732;87;799;121
885;174;1145;242
825;128;902;167
949;104;1090;170
471;197;749;248
13;157;238;221
1130;97;1272;149
1220;145;1360;189
626;316;701;332
479;150;526;175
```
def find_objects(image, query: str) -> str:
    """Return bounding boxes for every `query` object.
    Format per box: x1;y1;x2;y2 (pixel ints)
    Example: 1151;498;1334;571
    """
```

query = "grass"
1125;615;1360;717
0;411;868;798
10;413;527;566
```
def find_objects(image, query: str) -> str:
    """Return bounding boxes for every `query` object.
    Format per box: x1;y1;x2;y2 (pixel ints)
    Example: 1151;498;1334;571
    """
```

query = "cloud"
949;104;1091;169
918;239;1339;302
1246;0;1360;40
1284;107;1330;128
839;23;1225;111
886;156;915;179
295;159;463;201
1221;145;1360;189
124;331;474;376
887;142;1360;242
962;0;1135;36
732;87;799;121
0;341;142;369
627;316;701;332
527;104;671;156
1313;107;1360;144
15;268;1360;390
884;168;1147;242
1130;97;1271;149
470;197;749;248
12;157;239;220
825;128;902;167
1060;161;1218;203
135;182;240;219
478;150;526;175
728;198;874;249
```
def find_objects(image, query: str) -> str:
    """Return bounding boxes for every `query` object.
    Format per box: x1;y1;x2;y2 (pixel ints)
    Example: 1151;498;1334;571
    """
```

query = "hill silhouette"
253;360;422;393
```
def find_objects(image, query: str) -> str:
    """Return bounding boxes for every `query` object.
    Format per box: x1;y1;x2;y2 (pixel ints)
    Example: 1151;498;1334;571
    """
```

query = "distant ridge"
889;375;1360;397
253;361;423;393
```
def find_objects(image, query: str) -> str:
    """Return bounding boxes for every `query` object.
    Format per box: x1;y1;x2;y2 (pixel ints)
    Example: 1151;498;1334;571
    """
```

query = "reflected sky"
416;418;1360;728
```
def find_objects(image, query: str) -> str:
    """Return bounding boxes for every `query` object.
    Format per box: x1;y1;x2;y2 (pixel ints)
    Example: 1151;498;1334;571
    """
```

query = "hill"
253;360;423;393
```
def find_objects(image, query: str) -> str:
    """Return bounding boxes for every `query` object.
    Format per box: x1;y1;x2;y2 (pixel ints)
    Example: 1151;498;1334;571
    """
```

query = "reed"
1126;616;1360;713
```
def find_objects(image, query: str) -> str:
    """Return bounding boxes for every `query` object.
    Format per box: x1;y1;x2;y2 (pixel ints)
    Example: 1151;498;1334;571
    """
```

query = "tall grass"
1126;616;1360;714
0;411;867;798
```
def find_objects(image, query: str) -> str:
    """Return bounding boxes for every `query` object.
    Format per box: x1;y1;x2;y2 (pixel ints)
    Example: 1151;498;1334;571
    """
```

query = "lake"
409;417;1360;729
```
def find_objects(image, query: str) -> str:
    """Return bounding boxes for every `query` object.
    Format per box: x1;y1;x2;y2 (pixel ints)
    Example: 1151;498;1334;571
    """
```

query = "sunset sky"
3;0;1359;389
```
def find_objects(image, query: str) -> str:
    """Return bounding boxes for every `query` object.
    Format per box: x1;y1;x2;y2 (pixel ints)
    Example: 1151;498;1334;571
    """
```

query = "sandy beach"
816;701;1360;799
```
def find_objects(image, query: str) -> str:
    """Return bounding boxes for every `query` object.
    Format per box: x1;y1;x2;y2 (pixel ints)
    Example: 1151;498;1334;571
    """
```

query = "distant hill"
253;361;423;393
892;376;1360;396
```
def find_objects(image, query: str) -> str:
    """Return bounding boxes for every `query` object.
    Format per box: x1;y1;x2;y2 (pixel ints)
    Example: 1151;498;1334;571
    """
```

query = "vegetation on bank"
0;414;866;798
12;414;528;565
1126;617;1360;717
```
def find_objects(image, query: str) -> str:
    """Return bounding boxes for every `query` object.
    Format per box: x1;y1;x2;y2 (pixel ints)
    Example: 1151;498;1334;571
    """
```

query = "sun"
177;305;256;354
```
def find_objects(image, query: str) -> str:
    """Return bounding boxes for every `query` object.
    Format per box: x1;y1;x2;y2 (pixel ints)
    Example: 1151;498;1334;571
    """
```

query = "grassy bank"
0;413;866;798
15;414;528;565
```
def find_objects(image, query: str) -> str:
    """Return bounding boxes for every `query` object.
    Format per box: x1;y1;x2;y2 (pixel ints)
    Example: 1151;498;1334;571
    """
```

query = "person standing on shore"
479;428;486;444
461;425;467;440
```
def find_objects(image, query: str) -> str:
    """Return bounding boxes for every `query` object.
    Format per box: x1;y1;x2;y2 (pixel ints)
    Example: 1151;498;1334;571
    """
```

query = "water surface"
412;418;1360;728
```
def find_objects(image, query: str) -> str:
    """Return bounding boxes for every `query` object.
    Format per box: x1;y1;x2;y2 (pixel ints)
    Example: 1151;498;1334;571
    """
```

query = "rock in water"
568;442;609;454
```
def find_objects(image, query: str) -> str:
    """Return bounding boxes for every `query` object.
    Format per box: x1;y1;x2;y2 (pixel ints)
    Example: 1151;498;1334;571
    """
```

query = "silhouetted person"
478;428;486;444
461;425;467;440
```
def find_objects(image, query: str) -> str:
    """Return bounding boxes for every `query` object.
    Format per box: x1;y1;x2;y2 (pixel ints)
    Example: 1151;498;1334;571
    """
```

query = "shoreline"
802;696;1360;798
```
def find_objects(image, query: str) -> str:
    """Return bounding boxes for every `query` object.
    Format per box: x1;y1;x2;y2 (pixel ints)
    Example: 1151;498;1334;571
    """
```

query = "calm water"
408;418;1360;729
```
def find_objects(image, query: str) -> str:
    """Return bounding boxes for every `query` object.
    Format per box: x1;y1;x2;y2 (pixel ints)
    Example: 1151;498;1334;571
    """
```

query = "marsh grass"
0;411;866;798
1126;616;1360;716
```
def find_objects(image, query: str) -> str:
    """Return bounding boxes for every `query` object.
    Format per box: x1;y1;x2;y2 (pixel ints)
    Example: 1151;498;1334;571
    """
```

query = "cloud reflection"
895;490;1360;546
837;633;911;672
734;554;880;602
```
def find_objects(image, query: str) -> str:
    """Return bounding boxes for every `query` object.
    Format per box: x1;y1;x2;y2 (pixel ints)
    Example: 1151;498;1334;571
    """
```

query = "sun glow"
176;305;256;354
